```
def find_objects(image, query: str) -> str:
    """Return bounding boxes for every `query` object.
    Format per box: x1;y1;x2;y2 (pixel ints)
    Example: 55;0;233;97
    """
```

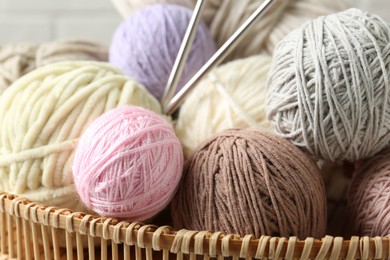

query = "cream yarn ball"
0;61;161;211
175;55;272;158
266;8;390;162
111;0;347;61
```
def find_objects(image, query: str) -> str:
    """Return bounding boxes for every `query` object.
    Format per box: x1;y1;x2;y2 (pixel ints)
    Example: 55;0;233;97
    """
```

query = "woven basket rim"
0;192;389;259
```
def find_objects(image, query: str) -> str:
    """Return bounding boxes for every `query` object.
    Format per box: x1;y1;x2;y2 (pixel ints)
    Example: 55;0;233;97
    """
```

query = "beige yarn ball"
36;39;108;67
111;0;347;61
111;0;192;18
0;40;108;96
175;55;272;158
0;43;39;95
0;61;161;212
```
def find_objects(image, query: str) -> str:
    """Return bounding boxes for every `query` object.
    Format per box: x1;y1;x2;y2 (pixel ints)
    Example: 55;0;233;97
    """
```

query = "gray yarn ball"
266;8;390;162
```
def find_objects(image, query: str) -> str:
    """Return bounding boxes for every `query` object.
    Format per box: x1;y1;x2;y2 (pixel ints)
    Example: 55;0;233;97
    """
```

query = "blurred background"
0;0;387;46
0;0;121;45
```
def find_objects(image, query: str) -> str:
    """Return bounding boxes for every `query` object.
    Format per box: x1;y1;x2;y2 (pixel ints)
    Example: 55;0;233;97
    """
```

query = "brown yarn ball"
171;129;327;238
349;151;390;237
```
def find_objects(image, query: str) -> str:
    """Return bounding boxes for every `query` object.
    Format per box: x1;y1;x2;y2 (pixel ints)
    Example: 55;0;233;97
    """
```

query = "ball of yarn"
109;4;216;101
175;55;272;158
73;106;183;220
0;42;38;95
349;151;390;237
111;0;191;18
266;8;390;162
111;0;347;61
0;40;108;96
172;129;327;239
36;39;108;67
0;61;161;211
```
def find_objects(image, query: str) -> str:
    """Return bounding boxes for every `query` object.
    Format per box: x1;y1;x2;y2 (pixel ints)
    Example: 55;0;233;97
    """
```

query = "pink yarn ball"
349;151;390;237
73;106;183;221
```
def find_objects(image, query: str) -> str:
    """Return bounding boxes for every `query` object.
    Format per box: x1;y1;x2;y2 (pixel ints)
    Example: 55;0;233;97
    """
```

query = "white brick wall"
56;13;121;44
0;0;389;46
2;0;114;11
0;13;52;43
0;0;122;46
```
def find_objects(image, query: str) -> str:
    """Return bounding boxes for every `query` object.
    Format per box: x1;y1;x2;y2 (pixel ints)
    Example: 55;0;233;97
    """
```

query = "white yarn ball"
175;55;272;157
0;61;161;211
267;8;390;162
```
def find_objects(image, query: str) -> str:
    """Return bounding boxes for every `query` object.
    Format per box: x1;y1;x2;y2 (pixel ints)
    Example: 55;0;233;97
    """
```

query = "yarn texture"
349;151;390;237
0;61;161;211
109;4;216;101
172;129;327;239
0;40;108;96
73;106;183;221
267;8;390;162
36;39;108;68
0;43;38;95
175;55;272;158
111;0;347;61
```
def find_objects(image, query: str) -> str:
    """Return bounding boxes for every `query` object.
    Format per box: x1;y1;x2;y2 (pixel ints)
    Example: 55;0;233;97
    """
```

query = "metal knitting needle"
165;0;276;115
162;0;206;110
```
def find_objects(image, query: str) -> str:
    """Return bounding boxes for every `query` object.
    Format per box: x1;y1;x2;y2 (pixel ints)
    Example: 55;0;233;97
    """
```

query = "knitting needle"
162;0;206;110
164;0;276;115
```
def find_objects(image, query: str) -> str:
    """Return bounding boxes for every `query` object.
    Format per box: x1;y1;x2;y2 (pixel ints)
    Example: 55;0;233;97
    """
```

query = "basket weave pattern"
0;193;389;259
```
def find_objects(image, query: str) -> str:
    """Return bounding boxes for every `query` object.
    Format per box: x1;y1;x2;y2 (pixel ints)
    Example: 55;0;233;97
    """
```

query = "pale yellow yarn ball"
0;61;161;212
175;55;272;158
111;0;348;61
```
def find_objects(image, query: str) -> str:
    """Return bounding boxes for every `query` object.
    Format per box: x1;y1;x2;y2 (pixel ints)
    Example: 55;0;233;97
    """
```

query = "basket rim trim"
1;192;389;259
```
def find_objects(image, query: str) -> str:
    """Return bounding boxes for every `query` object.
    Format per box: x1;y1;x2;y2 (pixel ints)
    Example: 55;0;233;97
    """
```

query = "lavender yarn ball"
109;4;216;101
349;151;390;237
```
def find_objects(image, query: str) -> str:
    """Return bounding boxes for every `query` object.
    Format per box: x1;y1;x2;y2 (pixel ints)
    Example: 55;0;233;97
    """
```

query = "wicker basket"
0;192;389;260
